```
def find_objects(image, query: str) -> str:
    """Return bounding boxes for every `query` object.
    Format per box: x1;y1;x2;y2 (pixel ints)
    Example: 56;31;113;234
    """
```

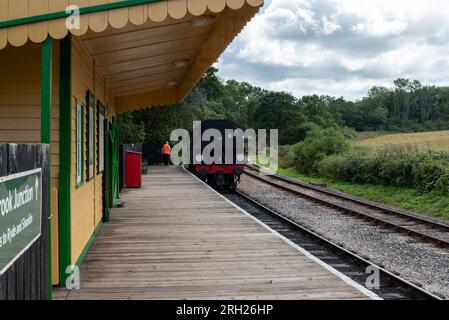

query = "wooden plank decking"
54;166;375;300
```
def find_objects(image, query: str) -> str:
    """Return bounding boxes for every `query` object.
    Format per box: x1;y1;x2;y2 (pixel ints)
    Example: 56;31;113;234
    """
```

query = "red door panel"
125;152;142;188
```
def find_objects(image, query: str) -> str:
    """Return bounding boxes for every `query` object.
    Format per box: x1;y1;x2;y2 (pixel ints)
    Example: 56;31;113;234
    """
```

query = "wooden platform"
54;166;376;300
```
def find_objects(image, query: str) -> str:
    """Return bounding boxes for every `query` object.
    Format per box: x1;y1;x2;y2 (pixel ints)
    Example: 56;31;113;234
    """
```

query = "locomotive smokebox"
199;167;209;178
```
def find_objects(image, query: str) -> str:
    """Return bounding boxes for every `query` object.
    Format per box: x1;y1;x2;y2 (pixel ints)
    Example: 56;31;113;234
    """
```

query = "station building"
0;0;263;290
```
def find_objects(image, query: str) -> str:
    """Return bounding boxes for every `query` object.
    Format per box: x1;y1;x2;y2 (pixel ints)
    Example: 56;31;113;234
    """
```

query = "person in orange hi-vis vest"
162;141;172;166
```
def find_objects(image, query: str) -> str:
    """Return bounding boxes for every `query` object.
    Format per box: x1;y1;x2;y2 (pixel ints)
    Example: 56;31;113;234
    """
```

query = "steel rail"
244;165;449;249
247;165;449;231
231;190;444;300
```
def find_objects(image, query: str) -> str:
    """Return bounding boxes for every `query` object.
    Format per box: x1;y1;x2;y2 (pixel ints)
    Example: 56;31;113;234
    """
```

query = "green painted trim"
41;39;52;145
86;91;95;182
81;105;84;185
111;121;120;207
75;222;103;268
58;35;72;288
40;37;53;300
0;0;164;29
103;120;111;223
76;103;85;188
96;101;106;175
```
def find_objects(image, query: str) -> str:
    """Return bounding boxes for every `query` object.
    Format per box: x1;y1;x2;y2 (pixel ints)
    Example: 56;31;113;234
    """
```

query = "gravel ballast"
239;175;449;298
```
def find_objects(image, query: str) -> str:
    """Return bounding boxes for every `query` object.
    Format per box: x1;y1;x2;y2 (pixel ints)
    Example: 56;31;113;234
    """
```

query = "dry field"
353;130;449;151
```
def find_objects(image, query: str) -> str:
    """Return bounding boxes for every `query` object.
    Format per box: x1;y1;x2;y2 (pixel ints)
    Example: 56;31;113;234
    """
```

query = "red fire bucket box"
125;151;142;188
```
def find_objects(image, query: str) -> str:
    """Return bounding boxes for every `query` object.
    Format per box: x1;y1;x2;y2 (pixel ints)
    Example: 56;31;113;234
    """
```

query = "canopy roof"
0;0;263;113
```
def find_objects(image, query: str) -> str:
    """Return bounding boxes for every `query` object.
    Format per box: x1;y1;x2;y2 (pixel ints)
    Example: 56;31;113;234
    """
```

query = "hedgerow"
286;128;449;195
315;149;449;195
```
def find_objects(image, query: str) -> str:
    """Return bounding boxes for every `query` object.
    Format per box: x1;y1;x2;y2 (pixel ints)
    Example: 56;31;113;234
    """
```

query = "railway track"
244;165;449;249
220;189;444;300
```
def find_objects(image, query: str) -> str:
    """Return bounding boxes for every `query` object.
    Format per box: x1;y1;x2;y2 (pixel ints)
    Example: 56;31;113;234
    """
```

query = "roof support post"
41;36;53;299
58;35;72;288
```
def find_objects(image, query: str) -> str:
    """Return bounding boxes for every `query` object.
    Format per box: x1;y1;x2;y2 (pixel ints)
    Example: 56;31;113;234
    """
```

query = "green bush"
412;156;449;193
317;147;382;184
377;151;416;187
435;172;449;195
292;127;349;175
278;145;295;169
282;125;449;195
316;148;449;195
340;126;358;139
316;154;346;180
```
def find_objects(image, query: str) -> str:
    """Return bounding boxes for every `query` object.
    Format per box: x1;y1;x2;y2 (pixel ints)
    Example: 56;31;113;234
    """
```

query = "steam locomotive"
189;120;245;189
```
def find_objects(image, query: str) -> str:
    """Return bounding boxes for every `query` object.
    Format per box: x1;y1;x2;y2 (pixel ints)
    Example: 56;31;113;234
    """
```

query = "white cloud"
218;0;449;100
322;16;341;35
351;18;408;37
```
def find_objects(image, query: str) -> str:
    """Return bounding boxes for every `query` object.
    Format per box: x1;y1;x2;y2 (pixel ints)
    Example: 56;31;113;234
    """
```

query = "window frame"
86;91;95;181
76;101;84;188
97;101;105;174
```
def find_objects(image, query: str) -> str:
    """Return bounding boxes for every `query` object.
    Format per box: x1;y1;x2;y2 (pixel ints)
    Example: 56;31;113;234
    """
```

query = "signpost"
0;169;42;276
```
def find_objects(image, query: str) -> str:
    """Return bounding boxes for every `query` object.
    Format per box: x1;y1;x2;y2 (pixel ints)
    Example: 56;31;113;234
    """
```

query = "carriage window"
76;102;84;186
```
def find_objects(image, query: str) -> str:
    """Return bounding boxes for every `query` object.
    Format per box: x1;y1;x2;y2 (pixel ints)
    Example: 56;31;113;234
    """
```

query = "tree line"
118;68;449;146
330;79;449;132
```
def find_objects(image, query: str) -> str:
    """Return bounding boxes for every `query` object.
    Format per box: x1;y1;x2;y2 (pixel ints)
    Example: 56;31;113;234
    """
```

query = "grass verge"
276;167;449;221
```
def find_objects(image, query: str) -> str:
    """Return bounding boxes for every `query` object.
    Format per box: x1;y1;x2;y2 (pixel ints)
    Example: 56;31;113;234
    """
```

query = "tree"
392;78;422;122
252;91;307;145
292;127;349;174
197;67;225;101
117;113;145;144
221;80;266;129
301;95;336;128
357;98;388;131
326;96;353;127
118;69;449;151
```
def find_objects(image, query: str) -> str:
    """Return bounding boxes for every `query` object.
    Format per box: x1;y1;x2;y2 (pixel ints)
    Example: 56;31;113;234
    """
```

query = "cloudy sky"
217;0;449;100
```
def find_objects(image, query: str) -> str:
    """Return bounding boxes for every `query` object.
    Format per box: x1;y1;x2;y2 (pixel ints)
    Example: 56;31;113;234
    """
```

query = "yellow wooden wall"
70;36;115;264
0;41;61;284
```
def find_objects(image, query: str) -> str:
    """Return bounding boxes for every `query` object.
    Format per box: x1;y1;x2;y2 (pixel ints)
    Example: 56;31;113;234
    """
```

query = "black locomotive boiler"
189;120;245;189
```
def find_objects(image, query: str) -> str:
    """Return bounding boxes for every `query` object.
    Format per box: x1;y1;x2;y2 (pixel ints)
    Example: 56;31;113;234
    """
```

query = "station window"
76;102;84;187
86;91;95;181
97;101;105;174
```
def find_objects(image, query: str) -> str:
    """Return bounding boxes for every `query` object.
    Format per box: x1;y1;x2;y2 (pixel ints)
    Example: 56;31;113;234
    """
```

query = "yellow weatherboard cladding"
0;0;263;287
70;36;114;266
0;0;263;111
